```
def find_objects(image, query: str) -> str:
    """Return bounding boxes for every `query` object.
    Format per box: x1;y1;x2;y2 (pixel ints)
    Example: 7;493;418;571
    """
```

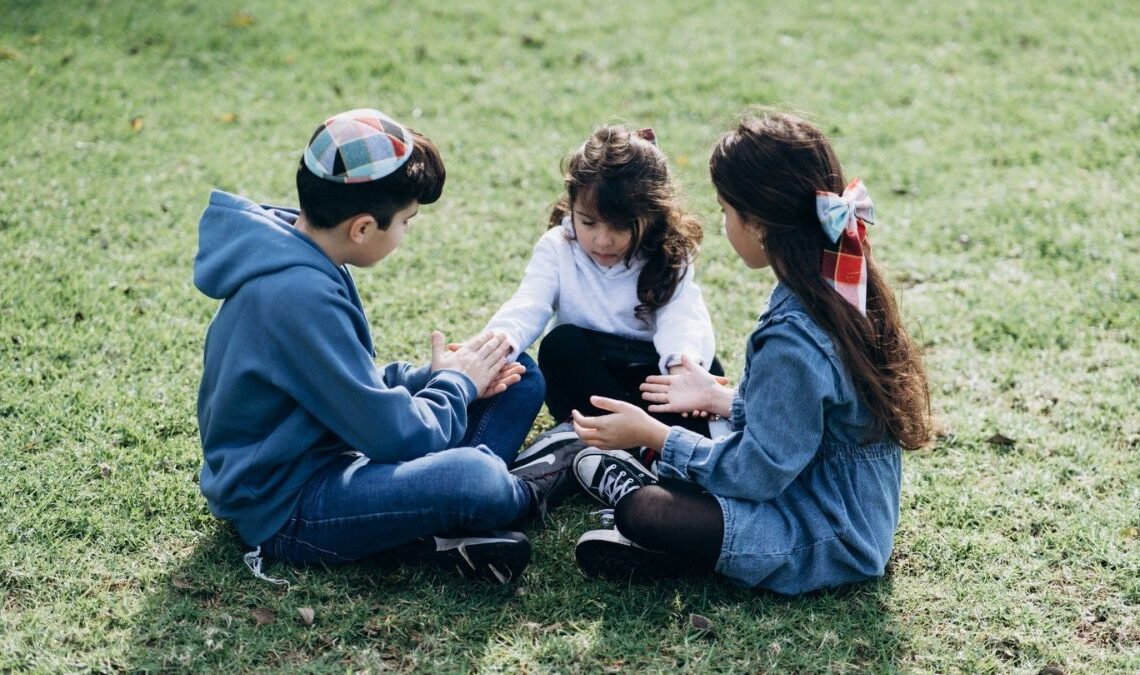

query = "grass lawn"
2;0;1138;671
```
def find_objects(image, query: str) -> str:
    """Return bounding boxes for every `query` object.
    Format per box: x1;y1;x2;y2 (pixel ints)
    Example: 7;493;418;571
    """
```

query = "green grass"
2;0;1138;671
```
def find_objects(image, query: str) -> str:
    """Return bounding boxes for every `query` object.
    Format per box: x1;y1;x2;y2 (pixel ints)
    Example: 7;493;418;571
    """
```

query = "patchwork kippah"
302;108;414;183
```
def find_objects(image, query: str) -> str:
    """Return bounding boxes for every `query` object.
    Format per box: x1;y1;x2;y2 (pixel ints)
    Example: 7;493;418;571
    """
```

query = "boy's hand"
430;330;511;396
444;335;524;399
641;354;733;419
571;396;670;451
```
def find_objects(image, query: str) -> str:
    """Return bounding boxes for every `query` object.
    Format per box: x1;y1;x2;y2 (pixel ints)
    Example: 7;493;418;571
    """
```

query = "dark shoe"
573;448;657;508
511;421;582;467
510;425;584;515
430;530;530;584
574;527;672;580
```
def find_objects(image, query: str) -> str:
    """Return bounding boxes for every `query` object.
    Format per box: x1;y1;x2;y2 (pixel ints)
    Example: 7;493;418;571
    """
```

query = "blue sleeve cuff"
730;392;746;431
430;368;478;405
658;426;707;481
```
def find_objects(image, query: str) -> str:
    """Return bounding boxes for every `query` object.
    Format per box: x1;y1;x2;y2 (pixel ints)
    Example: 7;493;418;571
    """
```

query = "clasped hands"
430;330;523;400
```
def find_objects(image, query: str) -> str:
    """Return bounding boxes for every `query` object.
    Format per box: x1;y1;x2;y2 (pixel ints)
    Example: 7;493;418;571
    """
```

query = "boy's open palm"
430;331;510;396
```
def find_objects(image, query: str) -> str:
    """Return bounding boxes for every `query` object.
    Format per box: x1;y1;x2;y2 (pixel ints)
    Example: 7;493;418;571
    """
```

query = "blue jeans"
262;354;544;565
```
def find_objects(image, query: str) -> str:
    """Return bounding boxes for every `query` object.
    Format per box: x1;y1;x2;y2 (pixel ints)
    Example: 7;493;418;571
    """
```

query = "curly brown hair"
709;110;931;449
549;125;703;323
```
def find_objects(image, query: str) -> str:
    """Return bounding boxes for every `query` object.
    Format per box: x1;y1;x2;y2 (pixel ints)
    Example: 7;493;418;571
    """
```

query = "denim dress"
658;283;902;594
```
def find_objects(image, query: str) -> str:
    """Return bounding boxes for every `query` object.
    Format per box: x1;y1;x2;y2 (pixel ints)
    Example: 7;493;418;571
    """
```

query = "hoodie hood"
194;190;340;300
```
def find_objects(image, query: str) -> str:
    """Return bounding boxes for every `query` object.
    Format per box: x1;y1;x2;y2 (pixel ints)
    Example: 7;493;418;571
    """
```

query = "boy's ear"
346;214;377;244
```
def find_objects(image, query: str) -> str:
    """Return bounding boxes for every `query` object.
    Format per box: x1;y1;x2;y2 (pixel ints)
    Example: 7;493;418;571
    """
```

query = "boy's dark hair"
296;129;445;230
549;124;703;323
710;109;931;449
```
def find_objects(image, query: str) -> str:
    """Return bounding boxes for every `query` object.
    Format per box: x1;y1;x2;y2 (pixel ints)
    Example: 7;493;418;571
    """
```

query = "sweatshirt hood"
194;190;339;299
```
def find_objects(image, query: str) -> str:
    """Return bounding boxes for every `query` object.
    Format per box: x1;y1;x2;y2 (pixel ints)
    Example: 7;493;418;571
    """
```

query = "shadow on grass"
127;514;903;671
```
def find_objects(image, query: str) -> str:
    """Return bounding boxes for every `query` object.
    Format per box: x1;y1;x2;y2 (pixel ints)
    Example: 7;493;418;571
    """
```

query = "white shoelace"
598;464;641;505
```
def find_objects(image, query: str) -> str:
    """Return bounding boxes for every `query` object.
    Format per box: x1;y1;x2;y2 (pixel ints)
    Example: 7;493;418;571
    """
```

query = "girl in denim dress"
568;110;932;594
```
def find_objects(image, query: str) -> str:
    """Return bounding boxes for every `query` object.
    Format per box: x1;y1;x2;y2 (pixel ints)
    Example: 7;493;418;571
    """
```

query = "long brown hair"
709;110;931;449
550;125;703;322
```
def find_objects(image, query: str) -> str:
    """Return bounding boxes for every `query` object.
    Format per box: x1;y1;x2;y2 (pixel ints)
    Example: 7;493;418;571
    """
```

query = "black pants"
537;324;724;436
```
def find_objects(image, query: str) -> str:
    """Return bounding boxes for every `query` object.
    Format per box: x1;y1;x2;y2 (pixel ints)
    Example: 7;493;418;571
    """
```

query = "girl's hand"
571;396;670;451
640;354;734;419
478;361;525;399
445;338;524;399
430;330;511;396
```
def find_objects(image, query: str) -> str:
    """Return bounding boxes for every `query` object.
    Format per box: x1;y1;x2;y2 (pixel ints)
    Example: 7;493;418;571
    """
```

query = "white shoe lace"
598;464;641;505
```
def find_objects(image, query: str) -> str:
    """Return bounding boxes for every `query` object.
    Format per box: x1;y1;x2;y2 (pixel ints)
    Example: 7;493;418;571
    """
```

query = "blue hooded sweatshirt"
194;190;477;546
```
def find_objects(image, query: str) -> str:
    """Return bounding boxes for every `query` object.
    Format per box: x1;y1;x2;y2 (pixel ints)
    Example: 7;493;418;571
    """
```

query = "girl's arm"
483;231;561;360
652;262;716;373
655;319;842;501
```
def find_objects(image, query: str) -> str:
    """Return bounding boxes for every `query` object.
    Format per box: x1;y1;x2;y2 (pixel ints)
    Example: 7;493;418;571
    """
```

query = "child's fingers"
643;375;673;386
641;391;668;403
499;363;525;377
640;382;669;393
588;395;633;414
430;331;446;361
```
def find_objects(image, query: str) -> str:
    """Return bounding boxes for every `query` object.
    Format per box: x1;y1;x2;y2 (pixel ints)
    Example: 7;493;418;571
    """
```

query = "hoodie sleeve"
656;318;838;500
260;275;477;463
652;261;716;373
484;231;561;359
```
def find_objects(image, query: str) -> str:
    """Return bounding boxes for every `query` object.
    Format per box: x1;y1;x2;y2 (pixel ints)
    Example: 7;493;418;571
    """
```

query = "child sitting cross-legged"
194;108;571;584
568;110;933;594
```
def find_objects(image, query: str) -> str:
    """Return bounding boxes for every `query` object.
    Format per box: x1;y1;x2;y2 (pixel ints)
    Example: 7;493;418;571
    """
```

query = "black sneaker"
574;528;672;580
573;448;657;508
509;424;585;515
510;422;581;468
430;530;531;584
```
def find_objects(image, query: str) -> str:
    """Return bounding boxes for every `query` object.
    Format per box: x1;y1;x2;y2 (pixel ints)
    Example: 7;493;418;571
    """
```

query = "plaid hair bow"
817;179;874;316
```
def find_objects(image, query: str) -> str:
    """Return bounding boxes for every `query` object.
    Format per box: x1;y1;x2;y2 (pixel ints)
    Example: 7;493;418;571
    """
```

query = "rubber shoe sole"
431;531;531;584
574;528;670;580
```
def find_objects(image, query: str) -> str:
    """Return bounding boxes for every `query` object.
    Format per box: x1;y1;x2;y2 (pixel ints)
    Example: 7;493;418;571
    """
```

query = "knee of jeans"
440;446;523;519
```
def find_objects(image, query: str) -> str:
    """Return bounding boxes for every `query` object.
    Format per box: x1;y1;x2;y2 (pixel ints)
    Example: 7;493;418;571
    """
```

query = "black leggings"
537;324;724;435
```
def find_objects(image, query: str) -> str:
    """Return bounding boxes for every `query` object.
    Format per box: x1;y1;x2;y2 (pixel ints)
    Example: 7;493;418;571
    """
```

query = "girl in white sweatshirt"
485;125;721;456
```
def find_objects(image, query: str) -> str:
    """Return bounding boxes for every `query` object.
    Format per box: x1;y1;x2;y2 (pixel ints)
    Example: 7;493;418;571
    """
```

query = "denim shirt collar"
760;282;798;322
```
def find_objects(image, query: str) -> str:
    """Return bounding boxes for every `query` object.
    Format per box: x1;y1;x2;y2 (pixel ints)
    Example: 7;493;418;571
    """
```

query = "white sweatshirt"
486;218;716;373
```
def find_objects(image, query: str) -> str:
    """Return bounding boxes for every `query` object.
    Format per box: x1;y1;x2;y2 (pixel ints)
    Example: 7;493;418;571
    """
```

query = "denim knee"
436;446;527;526
512;352;546;403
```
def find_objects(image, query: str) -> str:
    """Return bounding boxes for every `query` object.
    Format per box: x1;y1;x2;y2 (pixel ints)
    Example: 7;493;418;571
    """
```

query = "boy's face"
350;201;419;267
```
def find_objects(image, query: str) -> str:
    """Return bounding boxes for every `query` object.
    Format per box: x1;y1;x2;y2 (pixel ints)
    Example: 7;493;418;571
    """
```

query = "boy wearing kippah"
194;109;575;584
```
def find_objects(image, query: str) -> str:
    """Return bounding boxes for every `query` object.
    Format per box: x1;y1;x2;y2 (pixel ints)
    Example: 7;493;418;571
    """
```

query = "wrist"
711;384;734;418
644;418;671;452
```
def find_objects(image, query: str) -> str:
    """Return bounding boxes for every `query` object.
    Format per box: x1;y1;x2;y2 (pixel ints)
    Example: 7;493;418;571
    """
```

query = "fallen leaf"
1121;526;1139;540
689;613;714;633
0;47;22;61
985;433;1016;447
218;112;237;123
297;607;315;626
130;117;144;132
227;11;255;28
251;608;275;625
